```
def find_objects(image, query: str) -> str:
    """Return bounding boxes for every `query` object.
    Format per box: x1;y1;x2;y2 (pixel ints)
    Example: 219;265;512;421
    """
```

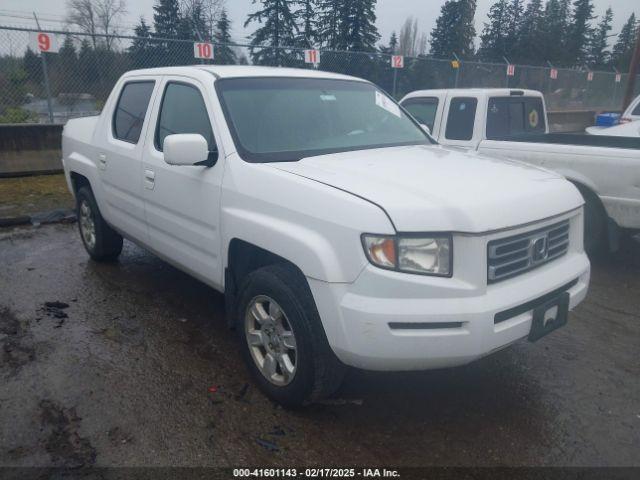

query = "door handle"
98;153;107;170
144;169;155;190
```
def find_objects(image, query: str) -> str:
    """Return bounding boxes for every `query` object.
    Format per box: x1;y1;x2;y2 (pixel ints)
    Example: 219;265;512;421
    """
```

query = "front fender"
553;167;600;195
223;207;361;282
221;157;395;283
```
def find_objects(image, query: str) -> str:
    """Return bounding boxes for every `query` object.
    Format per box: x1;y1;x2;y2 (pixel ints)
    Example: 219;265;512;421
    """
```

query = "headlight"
362;234;452;276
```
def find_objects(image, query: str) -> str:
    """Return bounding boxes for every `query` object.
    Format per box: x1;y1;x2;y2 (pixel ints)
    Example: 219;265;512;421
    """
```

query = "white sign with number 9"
29;32;59;53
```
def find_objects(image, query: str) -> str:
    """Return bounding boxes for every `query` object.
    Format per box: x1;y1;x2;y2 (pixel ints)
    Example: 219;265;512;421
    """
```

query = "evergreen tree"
56;36;78;93
23;47;43;85
389;31;398;53
215;8;238;65
153;0;183;65
587;7;613;68
296;0;319;48
129;18;154;68
153;0;181;38
505;0;524;56
342;0;380;51
429;0;477;58
515;0;544;64
78;39;99;93
566;0;595;66
317;0;341;48
245;0;299;66
541;0;572;66
611;13;638;71
478;0;510;61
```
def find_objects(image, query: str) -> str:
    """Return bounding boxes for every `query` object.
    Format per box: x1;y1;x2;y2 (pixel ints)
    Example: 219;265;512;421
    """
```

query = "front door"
142;77;224;288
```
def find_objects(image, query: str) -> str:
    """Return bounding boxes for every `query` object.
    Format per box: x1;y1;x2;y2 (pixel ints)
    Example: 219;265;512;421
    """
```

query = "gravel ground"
0;223;638;468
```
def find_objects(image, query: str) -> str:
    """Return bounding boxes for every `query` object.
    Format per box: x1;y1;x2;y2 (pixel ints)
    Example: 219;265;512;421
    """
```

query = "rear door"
437;95;483;149
141;75;225;288
97;77;157;244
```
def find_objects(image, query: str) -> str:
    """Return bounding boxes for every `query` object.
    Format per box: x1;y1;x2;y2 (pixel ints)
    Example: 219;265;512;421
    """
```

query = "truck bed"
492;133;640;150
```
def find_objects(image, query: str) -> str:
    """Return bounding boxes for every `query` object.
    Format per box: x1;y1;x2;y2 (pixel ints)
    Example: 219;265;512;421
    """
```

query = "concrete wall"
0;124;63;177
0;112;602;177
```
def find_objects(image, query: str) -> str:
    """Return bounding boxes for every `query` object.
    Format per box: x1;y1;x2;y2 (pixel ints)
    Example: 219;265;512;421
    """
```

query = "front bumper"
309;212;591;371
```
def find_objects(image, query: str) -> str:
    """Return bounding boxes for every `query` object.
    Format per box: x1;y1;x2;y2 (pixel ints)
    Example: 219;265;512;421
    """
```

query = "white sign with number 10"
194;42;214;60
305;49;320;65
29;32;59;53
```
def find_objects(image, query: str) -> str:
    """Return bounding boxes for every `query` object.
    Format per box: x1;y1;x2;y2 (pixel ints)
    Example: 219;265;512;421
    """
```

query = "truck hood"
271;145;583;233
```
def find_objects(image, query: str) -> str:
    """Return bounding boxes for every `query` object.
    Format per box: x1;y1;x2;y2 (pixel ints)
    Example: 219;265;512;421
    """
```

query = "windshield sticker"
375;91;401;118
320;94;337;102
529;109;540;128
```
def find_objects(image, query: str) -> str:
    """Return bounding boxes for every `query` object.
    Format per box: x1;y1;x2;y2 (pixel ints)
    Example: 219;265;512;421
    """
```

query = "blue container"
595;113;621;127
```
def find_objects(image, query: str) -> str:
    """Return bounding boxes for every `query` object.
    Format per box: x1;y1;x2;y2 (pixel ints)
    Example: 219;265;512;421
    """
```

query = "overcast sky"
1;0;637;48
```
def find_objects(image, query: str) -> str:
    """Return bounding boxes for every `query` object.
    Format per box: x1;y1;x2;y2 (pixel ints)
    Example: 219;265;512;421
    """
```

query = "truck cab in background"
401;89;640;255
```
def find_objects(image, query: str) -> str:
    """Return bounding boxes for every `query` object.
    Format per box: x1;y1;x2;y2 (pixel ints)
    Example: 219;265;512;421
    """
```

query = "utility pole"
622;23;640;111
453;52;461;88
33;12;54;124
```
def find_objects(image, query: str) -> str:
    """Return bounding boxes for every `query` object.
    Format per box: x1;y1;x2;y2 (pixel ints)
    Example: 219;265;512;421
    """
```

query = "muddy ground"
0;223;638;468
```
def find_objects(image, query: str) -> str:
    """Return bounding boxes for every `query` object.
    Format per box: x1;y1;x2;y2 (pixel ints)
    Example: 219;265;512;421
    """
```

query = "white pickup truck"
400;89;640;254
62;67;590;406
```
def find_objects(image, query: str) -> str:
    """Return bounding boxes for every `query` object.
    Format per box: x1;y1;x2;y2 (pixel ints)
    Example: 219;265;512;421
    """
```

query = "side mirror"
420;124;431;136
163;134;214;167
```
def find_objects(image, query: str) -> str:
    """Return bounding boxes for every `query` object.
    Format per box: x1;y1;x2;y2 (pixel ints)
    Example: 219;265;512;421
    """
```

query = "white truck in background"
400;89;640;254
62;67;590;406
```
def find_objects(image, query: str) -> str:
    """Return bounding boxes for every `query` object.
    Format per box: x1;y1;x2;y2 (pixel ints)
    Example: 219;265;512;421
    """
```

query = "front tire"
236;264;345;407
76;186;123;262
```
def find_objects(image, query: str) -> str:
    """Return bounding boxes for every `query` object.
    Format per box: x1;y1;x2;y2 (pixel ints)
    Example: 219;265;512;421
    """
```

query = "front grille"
487;220;570;283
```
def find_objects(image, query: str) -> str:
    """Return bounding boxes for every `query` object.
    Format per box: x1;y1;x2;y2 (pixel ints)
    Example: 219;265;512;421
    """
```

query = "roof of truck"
124;65;362;82
402;88;543;101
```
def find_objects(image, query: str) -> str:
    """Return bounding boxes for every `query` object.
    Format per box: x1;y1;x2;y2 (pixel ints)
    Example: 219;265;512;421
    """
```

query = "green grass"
0;174;74;218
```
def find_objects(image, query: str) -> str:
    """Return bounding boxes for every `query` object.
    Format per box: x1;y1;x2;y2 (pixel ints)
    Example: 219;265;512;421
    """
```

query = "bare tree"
66;0;127;50
96;0;127;49
399;17;419;57
181;0;226;39
67;0;99;48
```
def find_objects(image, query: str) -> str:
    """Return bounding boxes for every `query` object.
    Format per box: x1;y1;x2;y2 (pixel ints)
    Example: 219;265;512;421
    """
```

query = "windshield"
215;77;432;162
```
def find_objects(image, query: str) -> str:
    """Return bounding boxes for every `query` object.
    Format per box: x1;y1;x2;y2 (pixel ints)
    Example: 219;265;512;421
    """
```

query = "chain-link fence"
0;24;638;124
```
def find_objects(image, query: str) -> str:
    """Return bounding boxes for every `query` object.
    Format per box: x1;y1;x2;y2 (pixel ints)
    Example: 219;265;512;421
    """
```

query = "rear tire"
76;186;123;262
236;264;345;407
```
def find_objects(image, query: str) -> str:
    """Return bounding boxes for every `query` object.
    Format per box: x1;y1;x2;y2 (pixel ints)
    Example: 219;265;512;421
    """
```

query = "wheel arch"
566;178;618;253
224;238;310;328
69;171;91;195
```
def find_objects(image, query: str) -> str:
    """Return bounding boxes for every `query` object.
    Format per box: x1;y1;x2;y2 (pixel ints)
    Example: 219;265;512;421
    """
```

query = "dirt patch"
39;399;97;468
0;307;35;376
91;315;145;347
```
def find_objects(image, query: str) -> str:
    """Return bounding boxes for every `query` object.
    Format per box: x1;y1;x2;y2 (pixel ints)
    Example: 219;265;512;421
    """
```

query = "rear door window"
112;81;155;144
445;97;477;141
487;97;545;139
401;97;439;132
